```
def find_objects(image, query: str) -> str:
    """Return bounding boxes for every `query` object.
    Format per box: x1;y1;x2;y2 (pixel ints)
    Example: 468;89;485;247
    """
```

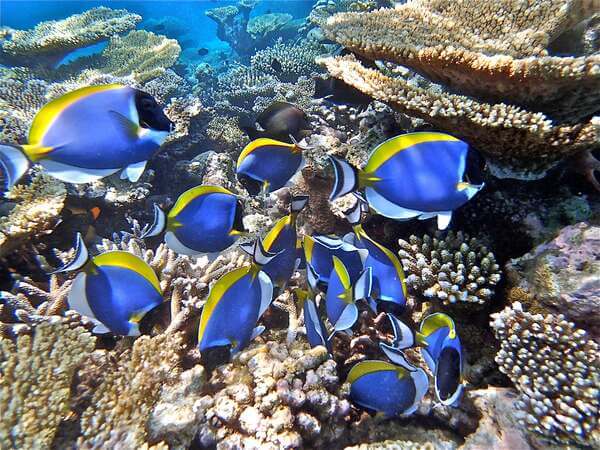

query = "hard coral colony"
0;0;598;449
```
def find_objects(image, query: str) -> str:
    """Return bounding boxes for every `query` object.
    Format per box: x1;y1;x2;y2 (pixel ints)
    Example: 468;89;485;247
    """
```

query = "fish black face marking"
464;148;485;185
238;173;262;196
436;346;461;401
135;90;173;132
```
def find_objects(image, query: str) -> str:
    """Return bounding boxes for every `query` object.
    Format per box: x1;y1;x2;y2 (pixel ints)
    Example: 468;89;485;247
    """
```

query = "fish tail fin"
290;195;309;214
240;238;279;267
289;134;313;152
343;193;369;225
386;313;415;350
328;155;359;201
140;204;166;238
0;144;31;192
50;233;89;274
353;267;372;301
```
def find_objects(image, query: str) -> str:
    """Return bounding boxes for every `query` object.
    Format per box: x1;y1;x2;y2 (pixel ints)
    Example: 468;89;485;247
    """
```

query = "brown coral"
0;322;95;449
1;7;141;63
321;0;600;122
491;302;600;446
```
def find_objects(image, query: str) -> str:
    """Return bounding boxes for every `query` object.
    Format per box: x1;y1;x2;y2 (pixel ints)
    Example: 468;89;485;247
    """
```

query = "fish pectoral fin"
437;212;453;230
109;110;140;139
121;160;147;182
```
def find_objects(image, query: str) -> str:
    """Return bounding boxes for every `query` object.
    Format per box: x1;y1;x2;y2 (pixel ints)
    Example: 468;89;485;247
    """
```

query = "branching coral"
318;54;599;176
0;7;141;64
97;30;181;83
398;231;501;306
0;170;66;258
247;13;293;41
491;302;600;446
0;322;95;449
251;39;325;82
77;332;185;447
321;0;600;122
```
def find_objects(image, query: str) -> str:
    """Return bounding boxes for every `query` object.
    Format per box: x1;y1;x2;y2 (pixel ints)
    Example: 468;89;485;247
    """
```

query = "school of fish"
0;88;477;416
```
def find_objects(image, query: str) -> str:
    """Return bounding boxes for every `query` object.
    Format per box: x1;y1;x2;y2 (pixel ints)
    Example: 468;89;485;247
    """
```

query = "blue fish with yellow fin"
328;132;484;230
419;313;464;407
303;234;366;291
142;185;246;256
343;195;407;312
247;195;308;291
236;136;307;195
0;84;173;190
348;359;428;417
198;239;275;355
325;256;372;335
294;286;331;353
54;233;163;336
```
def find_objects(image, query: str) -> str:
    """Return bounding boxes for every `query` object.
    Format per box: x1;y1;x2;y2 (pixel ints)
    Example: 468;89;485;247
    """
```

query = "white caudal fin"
0;144;30;192
328;155;358;201
121;160;147;182
353;267;372;301
40;159;119;184
243;239;279;267
51;233;89;274
141;203;166;238
387;313;415;349
291;195;309;213
306;263;320;291
343;199;363;225
380;343;417;370
437;211;453;230
334;303;358;331
289;134;313;151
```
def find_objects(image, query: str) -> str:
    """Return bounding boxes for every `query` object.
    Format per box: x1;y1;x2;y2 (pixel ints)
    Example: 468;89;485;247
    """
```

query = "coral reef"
206;1;256;57
505;221;600;338
247;13;293;41
491;302;600;446
318;54;599;177
97;30;181;83
0;322;95;449
0;170;66;258
0;7;141;65
251;39;324;82
321;0;600;122
76;332;185;447
398;231;501;306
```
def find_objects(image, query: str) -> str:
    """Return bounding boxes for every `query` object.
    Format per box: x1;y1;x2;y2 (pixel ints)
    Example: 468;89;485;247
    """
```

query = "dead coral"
491;302;600;446
0;170;66;258
0;7;141;63
318;54;599;177
0;322;95;449
78;332;185;447
398;231;501;306
321;0;600;122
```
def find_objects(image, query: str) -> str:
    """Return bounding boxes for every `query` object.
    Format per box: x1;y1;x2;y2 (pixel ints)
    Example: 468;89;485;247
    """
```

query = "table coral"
398;231;501;306
318;54;599;177
97;30;181;83
0;322;95;449
0;170;66;258
0;7;141;65
247;13;293;41
491;302;600;446
321;0;600;122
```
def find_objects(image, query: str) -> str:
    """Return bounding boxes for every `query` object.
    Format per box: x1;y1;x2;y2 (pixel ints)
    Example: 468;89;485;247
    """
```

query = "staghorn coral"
78;332;185;447
398;231;501;306
491;302;600;446
0;322;95;449
0;170;66;258
189;336;351;449
0;7;141;64
97;30;181;83
318;54;599;177
321;0;600;122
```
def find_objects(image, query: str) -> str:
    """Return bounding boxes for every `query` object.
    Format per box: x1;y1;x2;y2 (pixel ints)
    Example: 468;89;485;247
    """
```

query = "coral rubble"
491;302;600;446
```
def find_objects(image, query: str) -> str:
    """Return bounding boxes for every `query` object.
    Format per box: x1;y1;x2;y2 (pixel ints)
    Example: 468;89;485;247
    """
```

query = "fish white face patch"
68;272;104;331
